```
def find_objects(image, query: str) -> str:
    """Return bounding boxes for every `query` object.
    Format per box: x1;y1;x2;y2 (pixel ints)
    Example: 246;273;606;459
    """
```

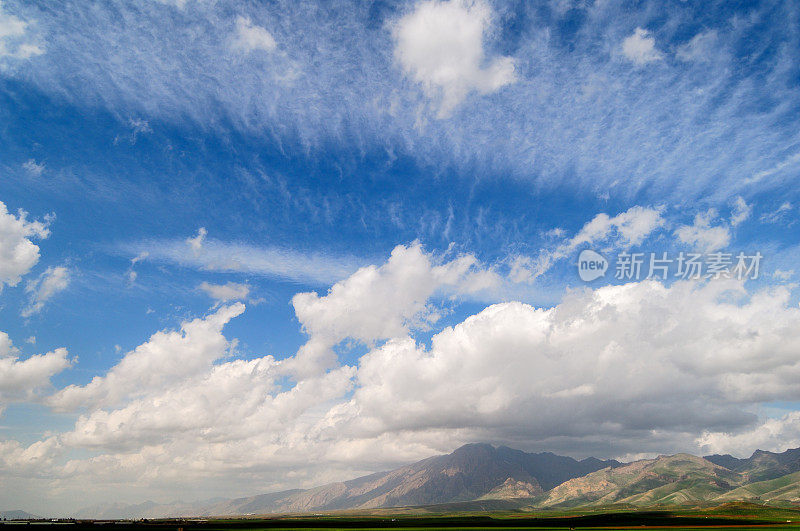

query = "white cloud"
676;30;719;62
198;281;250;302
186;227;207;252
126;236;362;286
331;279;800;457
621;27;662;66
128;118;152;143
21;266;70;318
674;201;751;252
0;201;50;291
286;242;499;377
48;303;245;412
0;436;62;478
23;277;800;504
22;159;45;176
570;205;664;248
512;205;664;281
155;0;189;8
60;360;352;451
0;3;43;60
730;196;751;226
674;209;731;252
746;152;800;185
760;201;792;224
231;16;277;53
392;0;515;116
698;412;800;456
0;332;71;413
10;0;796;206
6;245;800;508
126;251;149;284
130;251;149;266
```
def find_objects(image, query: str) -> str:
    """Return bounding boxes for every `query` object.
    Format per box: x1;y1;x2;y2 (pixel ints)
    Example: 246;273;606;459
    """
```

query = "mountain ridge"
71;444;800;519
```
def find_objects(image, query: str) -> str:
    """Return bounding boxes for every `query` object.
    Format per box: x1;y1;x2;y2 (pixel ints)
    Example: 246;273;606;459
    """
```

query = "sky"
1;0;800;516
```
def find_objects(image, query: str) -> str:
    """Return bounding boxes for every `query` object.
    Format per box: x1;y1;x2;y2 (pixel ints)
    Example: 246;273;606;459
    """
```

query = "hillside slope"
716;470;800;503
73;444;617;518
706;448;800;483
208;443;618;514
72;445;800;518
542;454;742;507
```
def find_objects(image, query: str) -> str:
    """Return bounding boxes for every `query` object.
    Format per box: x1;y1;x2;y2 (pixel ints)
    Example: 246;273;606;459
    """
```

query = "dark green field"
3;503;800;531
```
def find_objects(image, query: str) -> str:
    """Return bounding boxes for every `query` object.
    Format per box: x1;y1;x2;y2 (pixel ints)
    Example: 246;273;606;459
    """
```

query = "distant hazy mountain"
706;448;800;482
204;443;619;515
72;444;800;519
74;443;616;518
74;500;190;520
0;510;38;519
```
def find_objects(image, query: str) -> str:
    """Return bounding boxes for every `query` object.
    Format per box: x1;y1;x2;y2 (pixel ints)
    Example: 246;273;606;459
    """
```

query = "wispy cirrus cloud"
22;265;71;317
9;0;800;203
121;235;363;286
0;2;43;61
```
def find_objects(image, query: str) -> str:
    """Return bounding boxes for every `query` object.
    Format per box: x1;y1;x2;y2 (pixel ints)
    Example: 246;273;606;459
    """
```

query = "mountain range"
68;443;800;519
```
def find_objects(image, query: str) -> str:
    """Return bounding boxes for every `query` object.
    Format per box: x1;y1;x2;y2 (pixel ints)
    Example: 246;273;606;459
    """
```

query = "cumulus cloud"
0;3;44;60
327;279;800;457
674;201;752;252
512;205;664;281
0;332;71;413
21;266;70;317
4;240;800;507
0;437;62;478
621;27;662;65
48;304;245;412
0;201;50;291
674;209;731;252
17;276;800;503
286;242;498;377
698;412;800;456
198;281;250;302
392;0;515;116
231;16;277;53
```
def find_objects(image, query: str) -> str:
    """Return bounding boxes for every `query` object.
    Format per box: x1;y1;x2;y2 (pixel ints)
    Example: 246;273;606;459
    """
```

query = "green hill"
716;470;800;503
542;454;743;507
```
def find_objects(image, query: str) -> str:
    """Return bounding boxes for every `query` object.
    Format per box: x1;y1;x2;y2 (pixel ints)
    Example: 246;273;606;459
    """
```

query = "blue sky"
1;0;800;516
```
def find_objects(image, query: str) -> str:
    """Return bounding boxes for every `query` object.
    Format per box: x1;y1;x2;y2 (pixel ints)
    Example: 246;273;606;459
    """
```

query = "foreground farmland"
4;503;800;530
